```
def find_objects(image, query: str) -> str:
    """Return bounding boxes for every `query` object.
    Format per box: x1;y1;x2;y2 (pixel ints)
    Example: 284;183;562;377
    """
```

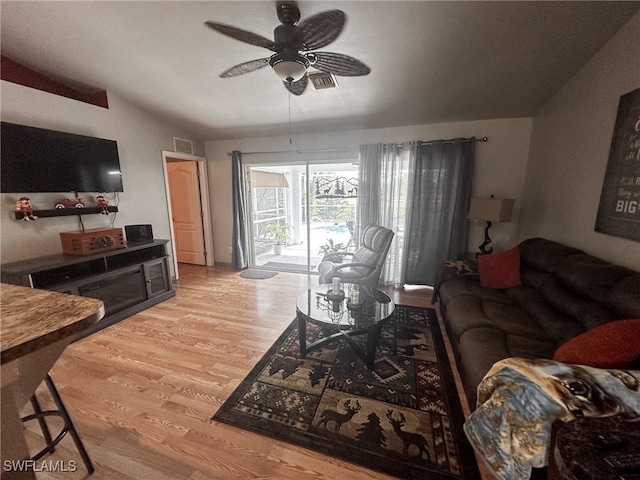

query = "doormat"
239;269;278;279
263;261;317;272
212;305;480;480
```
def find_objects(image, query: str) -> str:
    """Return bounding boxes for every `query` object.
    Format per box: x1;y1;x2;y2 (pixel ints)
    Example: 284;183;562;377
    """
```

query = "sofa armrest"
329;262;376;275
322;251;355;263
432;259;478;304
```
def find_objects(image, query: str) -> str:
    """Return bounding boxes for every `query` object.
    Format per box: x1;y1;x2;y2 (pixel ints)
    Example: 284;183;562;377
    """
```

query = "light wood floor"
22;264;493;480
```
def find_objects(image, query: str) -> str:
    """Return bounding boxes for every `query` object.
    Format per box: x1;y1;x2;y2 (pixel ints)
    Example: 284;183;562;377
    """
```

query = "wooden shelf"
14;206;118;219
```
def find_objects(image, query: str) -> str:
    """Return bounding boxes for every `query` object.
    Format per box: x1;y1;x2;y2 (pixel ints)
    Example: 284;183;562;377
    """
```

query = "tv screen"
1;122;123;193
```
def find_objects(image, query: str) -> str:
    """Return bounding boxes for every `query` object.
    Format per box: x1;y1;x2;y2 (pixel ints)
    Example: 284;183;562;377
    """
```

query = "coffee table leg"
393;315;398;356
365;324;382;370
297;314;307;357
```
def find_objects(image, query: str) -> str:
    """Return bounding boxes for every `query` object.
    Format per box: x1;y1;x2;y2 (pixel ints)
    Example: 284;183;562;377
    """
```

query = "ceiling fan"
205;2;371;95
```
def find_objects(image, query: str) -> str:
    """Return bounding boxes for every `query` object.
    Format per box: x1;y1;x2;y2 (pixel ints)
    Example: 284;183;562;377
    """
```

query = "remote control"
604;452;640;472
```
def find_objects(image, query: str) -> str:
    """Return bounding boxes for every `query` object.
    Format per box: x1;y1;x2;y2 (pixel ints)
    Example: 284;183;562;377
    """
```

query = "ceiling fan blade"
284;75;308;96
298;10;345;51
220;58;270;78
205;21;276;51
312;52;371;76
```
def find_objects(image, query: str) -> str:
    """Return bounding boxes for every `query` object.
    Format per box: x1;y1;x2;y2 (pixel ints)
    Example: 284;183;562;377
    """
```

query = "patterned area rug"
212;305;480;480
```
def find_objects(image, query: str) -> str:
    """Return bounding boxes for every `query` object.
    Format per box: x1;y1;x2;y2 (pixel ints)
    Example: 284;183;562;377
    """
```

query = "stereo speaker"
125;224;153;243
60;228;125;255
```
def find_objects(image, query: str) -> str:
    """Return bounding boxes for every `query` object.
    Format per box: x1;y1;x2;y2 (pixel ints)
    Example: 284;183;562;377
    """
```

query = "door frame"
244;159;358;273
244;162;306;271
162;151;214;279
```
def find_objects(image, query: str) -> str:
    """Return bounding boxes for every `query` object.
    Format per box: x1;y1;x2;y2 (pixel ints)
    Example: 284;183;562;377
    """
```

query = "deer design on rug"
317;399;361;433
387;410;430;460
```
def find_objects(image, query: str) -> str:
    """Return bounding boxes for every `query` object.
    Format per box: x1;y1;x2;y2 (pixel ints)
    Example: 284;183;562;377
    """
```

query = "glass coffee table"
295;284;396;370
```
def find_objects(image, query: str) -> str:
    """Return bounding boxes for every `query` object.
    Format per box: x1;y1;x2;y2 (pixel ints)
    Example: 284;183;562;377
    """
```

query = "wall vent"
173;137;194;154
309;72;338;90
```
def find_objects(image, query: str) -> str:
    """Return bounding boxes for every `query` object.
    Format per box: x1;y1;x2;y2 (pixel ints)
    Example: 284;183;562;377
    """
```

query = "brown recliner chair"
317;224;394;288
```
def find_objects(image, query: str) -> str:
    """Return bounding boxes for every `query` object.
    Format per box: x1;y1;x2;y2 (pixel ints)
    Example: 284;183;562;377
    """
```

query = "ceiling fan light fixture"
208;4;369;94
269;51;310;83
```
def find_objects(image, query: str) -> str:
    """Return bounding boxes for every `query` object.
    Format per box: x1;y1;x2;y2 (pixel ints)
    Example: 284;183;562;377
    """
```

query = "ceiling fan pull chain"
288;88;292;144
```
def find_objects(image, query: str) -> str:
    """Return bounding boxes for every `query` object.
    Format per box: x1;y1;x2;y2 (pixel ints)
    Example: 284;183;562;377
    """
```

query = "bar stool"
21;374;94;474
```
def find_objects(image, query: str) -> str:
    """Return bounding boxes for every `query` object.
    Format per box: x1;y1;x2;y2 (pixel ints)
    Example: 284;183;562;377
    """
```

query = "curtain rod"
395;136;488;148
420;136;487;147
226;147;358;156
226;136;488;156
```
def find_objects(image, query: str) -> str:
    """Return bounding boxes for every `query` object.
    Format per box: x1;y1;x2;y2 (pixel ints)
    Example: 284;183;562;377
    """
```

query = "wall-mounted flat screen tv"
1;122;124;193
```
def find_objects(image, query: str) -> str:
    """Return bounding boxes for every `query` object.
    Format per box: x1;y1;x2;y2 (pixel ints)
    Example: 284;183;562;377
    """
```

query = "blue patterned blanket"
464;358;640;480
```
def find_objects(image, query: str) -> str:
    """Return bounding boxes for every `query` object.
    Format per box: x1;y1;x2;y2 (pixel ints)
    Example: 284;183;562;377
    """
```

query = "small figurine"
95;195;109;214
15;197;38;221
54;197;85;209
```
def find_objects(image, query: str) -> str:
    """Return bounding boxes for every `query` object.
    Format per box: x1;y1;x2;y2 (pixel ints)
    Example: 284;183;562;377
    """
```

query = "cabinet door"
143;258;170;299
79;267;146;315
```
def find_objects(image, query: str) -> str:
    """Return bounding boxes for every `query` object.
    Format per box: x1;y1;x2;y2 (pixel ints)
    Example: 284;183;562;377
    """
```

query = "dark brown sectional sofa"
435;237;640;408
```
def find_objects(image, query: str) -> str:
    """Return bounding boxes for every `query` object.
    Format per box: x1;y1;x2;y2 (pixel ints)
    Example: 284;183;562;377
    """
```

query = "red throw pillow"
478;246;521;289
553;319;640;369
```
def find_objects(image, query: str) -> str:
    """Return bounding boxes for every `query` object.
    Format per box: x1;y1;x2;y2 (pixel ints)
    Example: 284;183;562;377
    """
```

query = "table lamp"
468;196;515;255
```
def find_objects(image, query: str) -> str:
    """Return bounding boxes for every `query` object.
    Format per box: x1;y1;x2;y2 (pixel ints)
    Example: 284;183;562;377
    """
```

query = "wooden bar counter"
1;284;104;479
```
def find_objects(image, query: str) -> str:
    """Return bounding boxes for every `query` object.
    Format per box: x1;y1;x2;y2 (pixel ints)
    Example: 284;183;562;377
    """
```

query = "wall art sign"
595;87;640;242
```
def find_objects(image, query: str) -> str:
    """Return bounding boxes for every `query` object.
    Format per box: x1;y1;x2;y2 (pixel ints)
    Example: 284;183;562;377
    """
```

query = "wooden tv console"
1;240;175;340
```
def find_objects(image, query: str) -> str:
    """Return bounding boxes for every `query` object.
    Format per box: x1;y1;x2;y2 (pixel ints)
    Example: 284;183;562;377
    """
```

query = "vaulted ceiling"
2;1;639;141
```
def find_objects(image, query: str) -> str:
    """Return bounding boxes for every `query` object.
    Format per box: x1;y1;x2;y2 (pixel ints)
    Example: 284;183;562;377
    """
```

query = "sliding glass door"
246;161;358;274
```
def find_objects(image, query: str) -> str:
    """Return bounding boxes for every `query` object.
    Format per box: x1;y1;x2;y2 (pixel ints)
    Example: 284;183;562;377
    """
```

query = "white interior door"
167;161;206;265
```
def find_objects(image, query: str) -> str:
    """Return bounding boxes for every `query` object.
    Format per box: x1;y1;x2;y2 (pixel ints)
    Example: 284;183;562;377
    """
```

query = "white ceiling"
2;1;639;141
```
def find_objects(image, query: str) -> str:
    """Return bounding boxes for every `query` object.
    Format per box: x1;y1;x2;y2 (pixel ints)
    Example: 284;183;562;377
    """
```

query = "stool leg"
30;395;55;453
44;375;95;474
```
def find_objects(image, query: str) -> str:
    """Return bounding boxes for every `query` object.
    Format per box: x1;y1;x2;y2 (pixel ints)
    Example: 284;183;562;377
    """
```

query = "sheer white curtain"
357;143;412;287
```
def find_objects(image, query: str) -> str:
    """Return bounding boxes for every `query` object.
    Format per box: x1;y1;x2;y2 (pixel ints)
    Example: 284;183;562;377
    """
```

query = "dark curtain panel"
404;138;475;285
231;151;248;269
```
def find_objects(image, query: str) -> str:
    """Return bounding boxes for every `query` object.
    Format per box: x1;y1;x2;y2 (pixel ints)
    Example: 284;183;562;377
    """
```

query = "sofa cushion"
605;275;640;319
478;247;521;289
539;277;612;332
518;238;584;275
445;295;552;342
438;274;512;306
554;254;634;304
553;319;640;368
507;285;586;344
457;327;557;407
520;268;552;290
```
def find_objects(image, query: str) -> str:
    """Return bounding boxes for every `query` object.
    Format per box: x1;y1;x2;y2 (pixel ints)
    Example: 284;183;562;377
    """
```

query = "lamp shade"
468;197;515;222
